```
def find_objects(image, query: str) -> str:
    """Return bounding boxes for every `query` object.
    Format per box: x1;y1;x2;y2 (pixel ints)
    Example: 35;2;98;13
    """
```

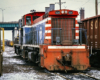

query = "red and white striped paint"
75;20;79;39
44;17;51;44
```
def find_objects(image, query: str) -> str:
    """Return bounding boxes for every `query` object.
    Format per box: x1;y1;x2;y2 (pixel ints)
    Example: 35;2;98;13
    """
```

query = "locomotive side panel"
32;17;51;45
23;27;32;44
32;22;45;45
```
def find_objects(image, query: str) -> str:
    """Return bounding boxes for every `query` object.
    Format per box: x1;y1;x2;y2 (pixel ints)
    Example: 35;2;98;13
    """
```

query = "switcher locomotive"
14;4;90;71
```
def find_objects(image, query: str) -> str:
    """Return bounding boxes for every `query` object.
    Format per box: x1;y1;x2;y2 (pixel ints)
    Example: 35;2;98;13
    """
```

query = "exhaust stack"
80;8;84;21
45;4;55;14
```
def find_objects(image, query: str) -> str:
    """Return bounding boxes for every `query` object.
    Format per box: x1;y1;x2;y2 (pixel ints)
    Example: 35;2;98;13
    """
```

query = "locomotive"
14;4;90;71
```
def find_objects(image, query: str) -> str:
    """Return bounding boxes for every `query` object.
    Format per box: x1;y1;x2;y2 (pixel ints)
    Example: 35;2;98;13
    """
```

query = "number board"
55;11;60;14
68;11;73;14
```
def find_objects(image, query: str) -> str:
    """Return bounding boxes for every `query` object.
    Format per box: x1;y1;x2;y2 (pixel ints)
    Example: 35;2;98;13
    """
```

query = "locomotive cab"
22;12;45;26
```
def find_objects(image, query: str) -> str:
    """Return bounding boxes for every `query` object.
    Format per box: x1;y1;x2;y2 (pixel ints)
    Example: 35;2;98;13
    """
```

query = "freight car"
6;40;14;47
79;15;100;67
14;4;90;71
9;41;13;47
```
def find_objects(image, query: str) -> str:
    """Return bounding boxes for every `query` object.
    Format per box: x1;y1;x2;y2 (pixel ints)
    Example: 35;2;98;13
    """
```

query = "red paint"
40;45;90;71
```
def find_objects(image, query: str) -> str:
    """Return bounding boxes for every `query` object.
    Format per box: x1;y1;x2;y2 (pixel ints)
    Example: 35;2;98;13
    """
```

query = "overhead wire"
76;0;90;9
62;0;91;10
81;0;90;7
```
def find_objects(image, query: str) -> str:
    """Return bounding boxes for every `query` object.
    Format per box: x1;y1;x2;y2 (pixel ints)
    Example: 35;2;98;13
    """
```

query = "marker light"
61;11;64;14
65;11;67;14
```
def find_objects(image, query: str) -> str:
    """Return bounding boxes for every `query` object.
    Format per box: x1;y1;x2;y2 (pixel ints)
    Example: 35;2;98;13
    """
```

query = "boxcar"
80;15;100;67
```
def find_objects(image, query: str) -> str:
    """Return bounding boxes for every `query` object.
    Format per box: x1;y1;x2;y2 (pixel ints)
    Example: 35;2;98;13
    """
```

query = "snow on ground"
0;47;65;80
0;72;66;80
3;47;16;57
3;58;25;65
87;70;100;79
1;46;100;80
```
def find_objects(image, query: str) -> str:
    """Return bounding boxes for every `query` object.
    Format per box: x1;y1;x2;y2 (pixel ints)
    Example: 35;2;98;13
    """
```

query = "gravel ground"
0;46;100;80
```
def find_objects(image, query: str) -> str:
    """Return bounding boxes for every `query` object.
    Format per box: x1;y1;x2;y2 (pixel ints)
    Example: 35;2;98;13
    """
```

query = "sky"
0;0;100;40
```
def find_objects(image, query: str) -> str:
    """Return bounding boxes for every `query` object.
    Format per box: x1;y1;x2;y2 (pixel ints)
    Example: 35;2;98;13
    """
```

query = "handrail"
72;28;88;45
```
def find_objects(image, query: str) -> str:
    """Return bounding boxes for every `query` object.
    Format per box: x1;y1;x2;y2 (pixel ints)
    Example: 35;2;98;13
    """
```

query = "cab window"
26;16;31;25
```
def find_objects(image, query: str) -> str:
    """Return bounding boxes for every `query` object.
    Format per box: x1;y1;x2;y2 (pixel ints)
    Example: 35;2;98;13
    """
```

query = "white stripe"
75;24;79;27
47;18;51;20
23;25;32;27
45;36;51;39
32;17;51;27
75;30;79;33
45;24;51;27
23;45;40;47
75;36;79;39
48;46;85;49
45;30;51;33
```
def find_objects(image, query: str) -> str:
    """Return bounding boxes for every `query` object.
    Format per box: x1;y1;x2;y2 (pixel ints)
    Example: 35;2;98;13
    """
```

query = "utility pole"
59;0;61;10
0;8;5;22
55;0;66;10
95;0;98;15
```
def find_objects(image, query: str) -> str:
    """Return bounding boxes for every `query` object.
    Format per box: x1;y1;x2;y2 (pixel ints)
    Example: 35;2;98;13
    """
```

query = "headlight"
61;10;64;14
65;11;67;14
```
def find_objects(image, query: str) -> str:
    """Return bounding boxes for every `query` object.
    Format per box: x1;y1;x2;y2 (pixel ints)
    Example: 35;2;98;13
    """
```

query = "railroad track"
73;72;99;80
54;72;99;80
44;69;100;80
89;67;100;70
51;73;70;80
44;69;70;80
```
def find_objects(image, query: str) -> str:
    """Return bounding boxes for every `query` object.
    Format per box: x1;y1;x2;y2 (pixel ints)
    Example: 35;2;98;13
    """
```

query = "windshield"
26;16;31;25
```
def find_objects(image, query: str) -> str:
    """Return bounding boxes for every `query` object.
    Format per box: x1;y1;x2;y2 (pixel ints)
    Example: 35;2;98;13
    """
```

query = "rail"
73;72;99;80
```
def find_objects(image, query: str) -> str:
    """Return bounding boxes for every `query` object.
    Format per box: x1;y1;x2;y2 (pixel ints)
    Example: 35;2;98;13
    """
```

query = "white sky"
1;31;12;41
0;0;100;40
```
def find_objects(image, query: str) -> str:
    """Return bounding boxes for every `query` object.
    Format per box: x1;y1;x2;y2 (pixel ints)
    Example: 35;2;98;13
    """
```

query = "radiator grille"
52;18;75;45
